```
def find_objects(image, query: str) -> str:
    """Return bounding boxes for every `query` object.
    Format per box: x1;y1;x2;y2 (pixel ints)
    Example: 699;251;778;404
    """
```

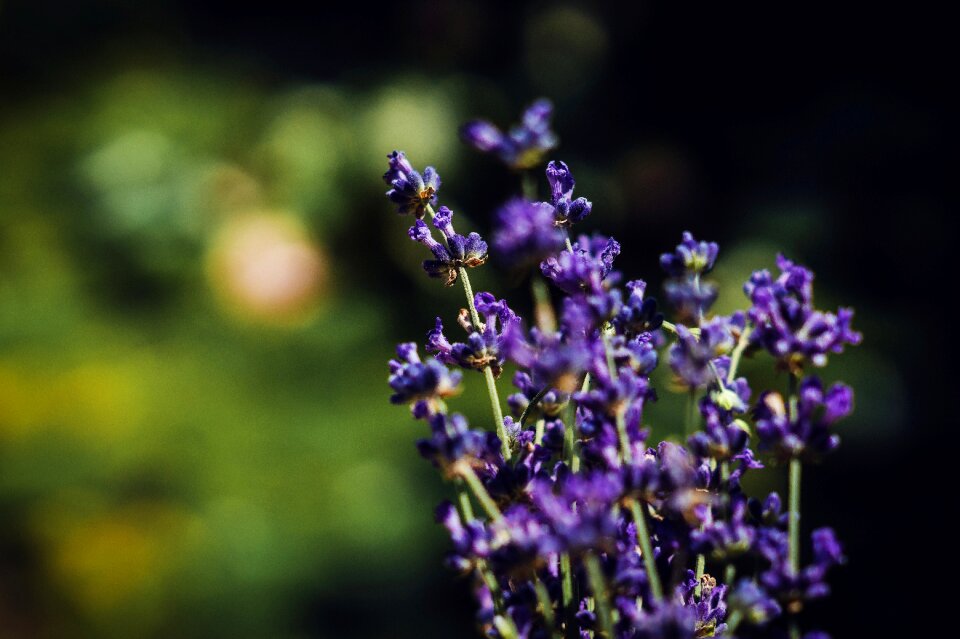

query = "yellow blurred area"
32;499;204;615
0;362;145;441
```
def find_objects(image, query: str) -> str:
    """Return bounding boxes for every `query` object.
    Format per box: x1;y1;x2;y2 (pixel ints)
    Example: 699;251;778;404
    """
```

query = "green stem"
531;276;557;333
726;326;753;384
560;552;575;638
629;501;663;601
494;615;521;639
726;610;743;635
787;372;801;639
534;418;546;446
693;553;706;598
563;398;580;473
534;577;556;630
521;171;538;201
457;463;504;524
601;331;632;463
661;321;701;337
520;386;551;427
456;481;475;521
724;562;736;585
788;457;802;575
787;373;801;576
584;553;614;638
459;266;510;459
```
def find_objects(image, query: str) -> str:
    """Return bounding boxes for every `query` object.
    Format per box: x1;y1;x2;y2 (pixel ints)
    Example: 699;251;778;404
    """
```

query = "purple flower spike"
384;150;441;217
541;234;620;296
745;254;862;369
425;293;519;378
388;342;462;415
460;99;558;170
545;160;593;226
754;376;854;461
492;198;565;266
407;207;487;286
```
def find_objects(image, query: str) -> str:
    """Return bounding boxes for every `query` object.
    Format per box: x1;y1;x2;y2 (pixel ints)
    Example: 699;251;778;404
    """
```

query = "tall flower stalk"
383;101;860;639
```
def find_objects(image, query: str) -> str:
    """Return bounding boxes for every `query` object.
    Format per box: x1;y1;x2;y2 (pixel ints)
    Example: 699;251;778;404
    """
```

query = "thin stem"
531;276;557;333
534;418;546;446
560;552;575;638
457;463;504;524
459;266;510;459
520;386;551;427
661;320;700;337
563;398;580;473
584;552;614;638
724;562;736;585
456;481;475;521
787;372;801;639
726;325;753;384
786;372;801;576
788;457;802;575
521;171;538;201
601;331;632;463
726;610;743;635
494;615;521;639
629;501;663;602
693;553;706;598
534;577;556;630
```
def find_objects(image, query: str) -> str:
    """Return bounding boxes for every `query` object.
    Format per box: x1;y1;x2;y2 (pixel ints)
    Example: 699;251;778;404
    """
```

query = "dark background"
1;1;947;636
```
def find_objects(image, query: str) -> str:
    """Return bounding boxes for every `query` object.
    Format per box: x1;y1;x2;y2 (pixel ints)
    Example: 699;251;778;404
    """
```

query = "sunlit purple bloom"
541;234;620;296
383;150;441;217
544;160;592;226
668;315;741;389
388;343;462;414
661;231;719;276
426;292;519;378
754;377;854;460
408;207;487;286
416;412;503;470
745;254;862;368
661;232;720;321
676;570;729;636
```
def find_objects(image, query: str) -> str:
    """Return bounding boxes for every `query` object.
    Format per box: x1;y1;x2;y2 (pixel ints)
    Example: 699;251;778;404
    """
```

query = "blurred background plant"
0;1;946;637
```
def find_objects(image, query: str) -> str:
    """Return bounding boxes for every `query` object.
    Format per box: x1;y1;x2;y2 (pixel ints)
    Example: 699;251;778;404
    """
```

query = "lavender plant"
384;101;861;639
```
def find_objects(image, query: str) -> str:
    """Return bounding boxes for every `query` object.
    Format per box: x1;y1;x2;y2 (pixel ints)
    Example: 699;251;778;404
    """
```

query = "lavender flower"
613;280;664;338
492;198;565;266
427;292;519;378
541;234;620;296
661;232;720;322
408;207;488;286
745;254;862;368
383;105;859;639
754;377;854;460
460;99;558;170
760;528;844;612
668;315;742;389
383;150;441;217
388;343;462;414
545;160;592;226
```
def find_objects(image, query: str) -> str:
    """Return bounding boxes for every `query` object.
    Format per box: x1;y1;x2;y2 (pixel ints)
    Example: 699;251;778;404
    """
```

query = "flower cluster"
383;101;859;638
461;99;558;170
